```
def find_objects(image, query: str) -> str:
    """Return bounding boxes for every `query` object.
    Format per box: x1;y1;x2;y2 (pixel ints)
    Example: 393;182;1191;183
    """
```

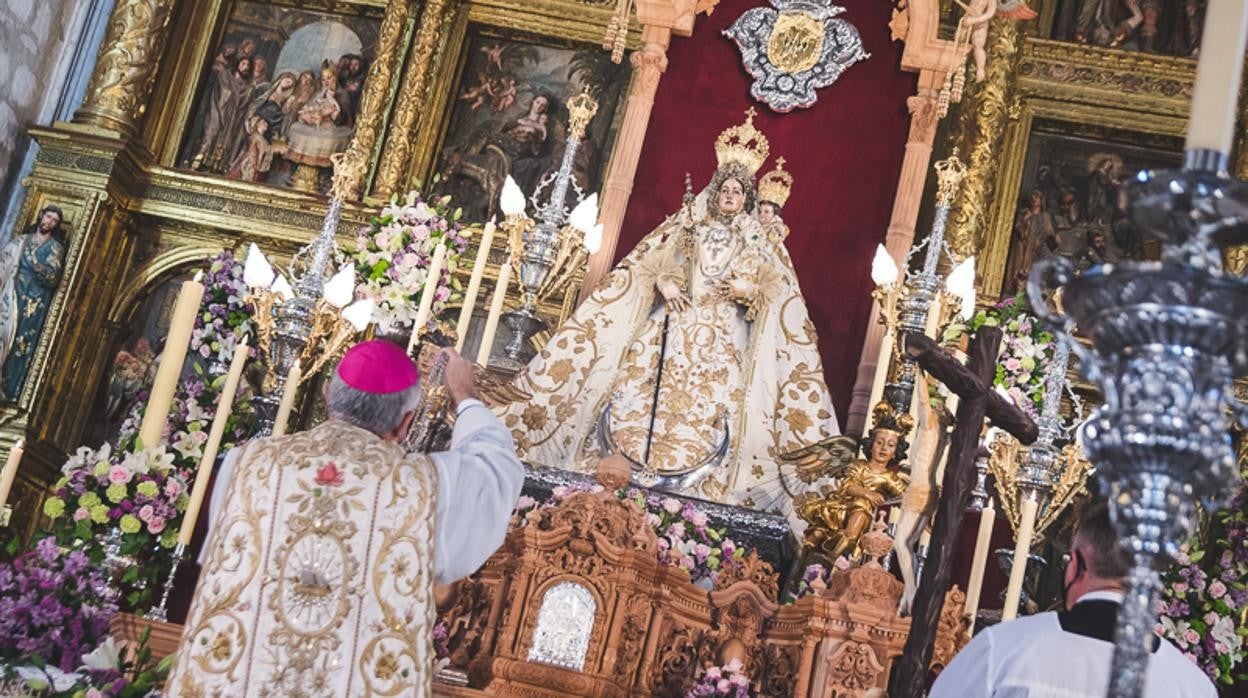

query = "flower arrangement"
791;559;850;600
943;293;1055;419
685;658;751;698
514;484;747;589
3;630;175;697
190;249;256;366
0;538;117;673
42;443;188;604
346;189;470;331
1157;488;1248;685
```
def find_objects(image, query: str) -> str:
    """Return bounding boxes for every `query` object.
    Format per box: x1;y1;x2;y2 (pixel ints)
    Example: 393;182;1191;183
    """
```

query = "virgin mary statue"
498;110;840;516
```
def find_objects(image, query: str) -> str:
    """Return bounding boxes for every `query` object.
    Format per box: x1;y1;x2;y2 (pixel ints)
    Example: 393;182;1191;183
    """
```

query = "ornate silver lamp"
870;152;976;428
244;153;374;433
1029;148;1248;695
496;90;603;369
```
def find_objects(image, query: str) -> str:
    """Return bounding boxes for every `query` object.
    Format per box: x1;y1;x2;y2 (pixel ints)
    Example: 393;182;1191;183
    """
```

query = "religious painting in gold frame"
173;0;385;195
426;25;631;224
1046;0;1205;58
978;97;1185;298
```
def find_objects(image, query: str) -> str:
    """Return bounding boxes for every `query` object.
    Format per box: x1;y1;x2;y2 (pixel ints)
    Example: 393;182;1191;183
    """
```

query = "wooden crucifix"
891;326;1039;696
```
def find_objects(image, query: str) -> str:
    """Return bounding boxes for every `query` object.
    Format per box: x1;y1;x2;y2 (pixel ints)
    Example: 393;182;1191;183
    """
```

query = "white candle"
179;339;249;546
924;294;944;339
409;244;449;352
271;362;303;438
476;257;512;366
964;501;996;619
455;220;495;352
1185;2;1248;154
140;272;206;448
865;327;894;433
0;440;25;512
1001;496;1039;621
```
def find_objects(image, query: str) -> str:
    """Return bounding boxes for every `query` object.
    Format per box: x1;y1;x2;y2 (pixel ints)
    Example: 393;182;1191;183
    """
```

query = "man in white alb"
167;340;525;696
931;500;1215;697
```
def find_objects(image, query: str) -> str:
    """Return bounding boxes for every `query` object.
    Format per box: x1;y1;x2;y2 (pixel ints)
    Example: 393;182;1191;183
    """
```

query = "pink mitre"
336;339;420;393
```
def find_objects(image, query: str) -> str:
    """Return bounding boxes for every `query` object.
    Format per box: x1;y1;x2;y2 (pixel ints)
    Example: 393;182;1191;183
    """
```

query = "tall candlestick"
179;339;249;546
964;501;996;620
455;220;495;352
140;272;205;448
1185;2;1248;155
1001;496;1039;621
409;244;449;352
476;257;512;366
271;363;303;438
0;440;25;512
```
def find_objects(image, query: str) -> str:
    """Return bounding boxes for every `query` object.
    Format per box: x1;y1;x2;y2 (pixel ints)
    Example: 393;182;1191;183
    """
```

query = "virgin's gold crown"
758;157;793;208
715;108;770;176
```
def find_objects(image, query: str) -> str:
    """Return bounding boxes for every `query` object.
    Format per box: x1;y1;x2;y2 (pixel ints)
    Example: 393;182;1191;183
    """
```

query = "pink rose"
147;516;165;534
662;498;682;514
1004;358;1022;371
73;507;90;522
694;543;712;560
138;505;154;522
86;689;103;698
165;479;182;498
1209;580;1227;598
1173;582;1188;594
108;465;132;485
689;511;709;528
315;462;345;487
1184;628;1201;645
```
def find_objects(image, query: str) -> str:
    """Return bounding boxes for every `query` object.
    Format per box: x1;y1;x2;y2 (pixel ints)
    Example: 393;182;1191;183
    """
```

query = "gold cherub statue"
786;402;913;560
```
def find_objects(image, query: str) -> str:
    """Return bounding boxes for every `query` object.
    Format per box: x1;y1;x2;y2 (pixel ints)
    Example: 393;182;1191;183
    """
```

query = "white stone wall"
0;0;79;186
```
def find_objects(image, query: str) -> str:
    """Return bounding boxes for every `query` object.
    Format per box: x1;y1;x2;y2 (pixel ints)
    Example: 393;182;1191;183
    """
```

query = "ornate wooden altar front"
433;486;970;697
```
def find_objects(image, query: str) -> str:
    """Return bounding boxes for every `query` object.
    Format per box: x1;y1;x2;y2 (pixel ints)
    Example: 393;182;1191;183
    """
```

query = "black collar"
1057;599;1160;653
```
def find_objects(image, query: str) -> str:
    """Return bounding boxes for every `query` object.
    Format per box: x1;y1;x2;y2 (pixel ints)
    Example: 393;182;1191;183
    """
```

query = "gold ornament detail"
987;432;1095;539
714;108;770;176
757;157;793;207
374;0;452;199
933;150;968;206
947;18;1021;260
73;0;176;134
566;90;600;138
766;11;825;74
334;0;412;200
330;151;368;202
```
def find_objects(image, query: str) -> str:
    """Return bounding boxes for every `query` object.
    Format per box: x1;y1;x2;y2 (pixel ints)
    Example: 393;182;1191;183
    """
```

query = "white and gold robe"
498;200;839;518
167;400;523;697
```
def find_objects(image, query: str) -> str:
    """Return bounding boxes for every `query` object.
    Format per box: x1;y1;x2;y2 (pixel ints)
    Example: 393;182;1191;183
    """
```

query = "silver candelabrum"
246;152;372;434
880;153;970;419
1029;148;1248;698
497;91;601;370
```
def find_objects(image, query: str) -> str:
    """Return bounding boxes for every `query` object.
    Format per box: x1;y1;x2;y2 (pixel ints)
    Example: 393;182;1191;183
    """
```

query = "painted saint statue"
498;110;840;516
0;206;67;401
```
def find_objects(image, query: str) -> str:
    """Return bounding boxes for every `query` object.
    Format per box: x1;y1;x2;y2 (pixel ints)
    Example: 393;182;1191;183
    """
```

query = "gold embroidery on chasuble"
168;422;438;697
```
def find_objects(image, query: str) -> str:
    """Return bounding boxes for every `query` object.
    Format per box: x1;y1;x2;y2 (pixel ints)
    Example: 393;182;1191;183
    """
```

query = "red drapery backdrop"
618;0;916;425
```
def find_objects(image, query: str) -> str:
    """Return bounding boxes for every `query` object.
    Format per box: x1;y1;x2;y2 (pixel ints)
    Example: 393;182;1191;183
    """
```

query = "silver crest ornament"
724;1;870;113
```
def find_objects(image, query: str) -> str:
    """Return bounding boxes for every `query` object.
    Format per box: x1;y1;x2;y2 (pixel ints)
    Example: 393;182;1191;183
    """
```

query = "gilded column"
844;75;941;435
581;26;671;298
945;18;1022;260
72;0;177;135
338;0;415;200
373;0;454;199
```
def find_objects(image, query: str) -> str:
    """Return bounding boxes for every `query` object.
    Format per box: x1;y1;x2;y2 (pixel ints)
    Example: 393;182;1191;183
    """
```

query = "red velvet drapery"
618;0;917;425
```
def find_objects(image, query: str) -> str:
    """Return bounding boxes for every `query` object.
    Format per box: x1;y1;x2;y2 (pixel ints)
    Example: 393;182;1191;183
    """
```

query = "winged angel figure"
957;0;1038;82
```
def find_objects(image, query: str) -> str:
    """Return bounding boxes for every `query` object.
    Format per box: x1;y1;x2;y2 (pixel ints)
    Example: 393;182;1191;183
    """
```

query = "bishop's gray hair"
325;371;421;436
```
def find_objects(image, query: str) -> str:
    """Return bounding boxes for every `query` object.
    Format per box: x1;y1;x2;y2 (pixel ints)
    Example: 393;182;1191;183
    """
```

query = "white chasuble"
169;421;439;697
498;200;840;519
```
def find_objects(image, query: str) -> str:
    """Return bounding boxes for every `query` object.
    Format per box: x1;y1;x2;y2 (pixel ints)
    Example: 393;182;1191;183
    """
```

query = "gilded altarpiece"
0;0;648;534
